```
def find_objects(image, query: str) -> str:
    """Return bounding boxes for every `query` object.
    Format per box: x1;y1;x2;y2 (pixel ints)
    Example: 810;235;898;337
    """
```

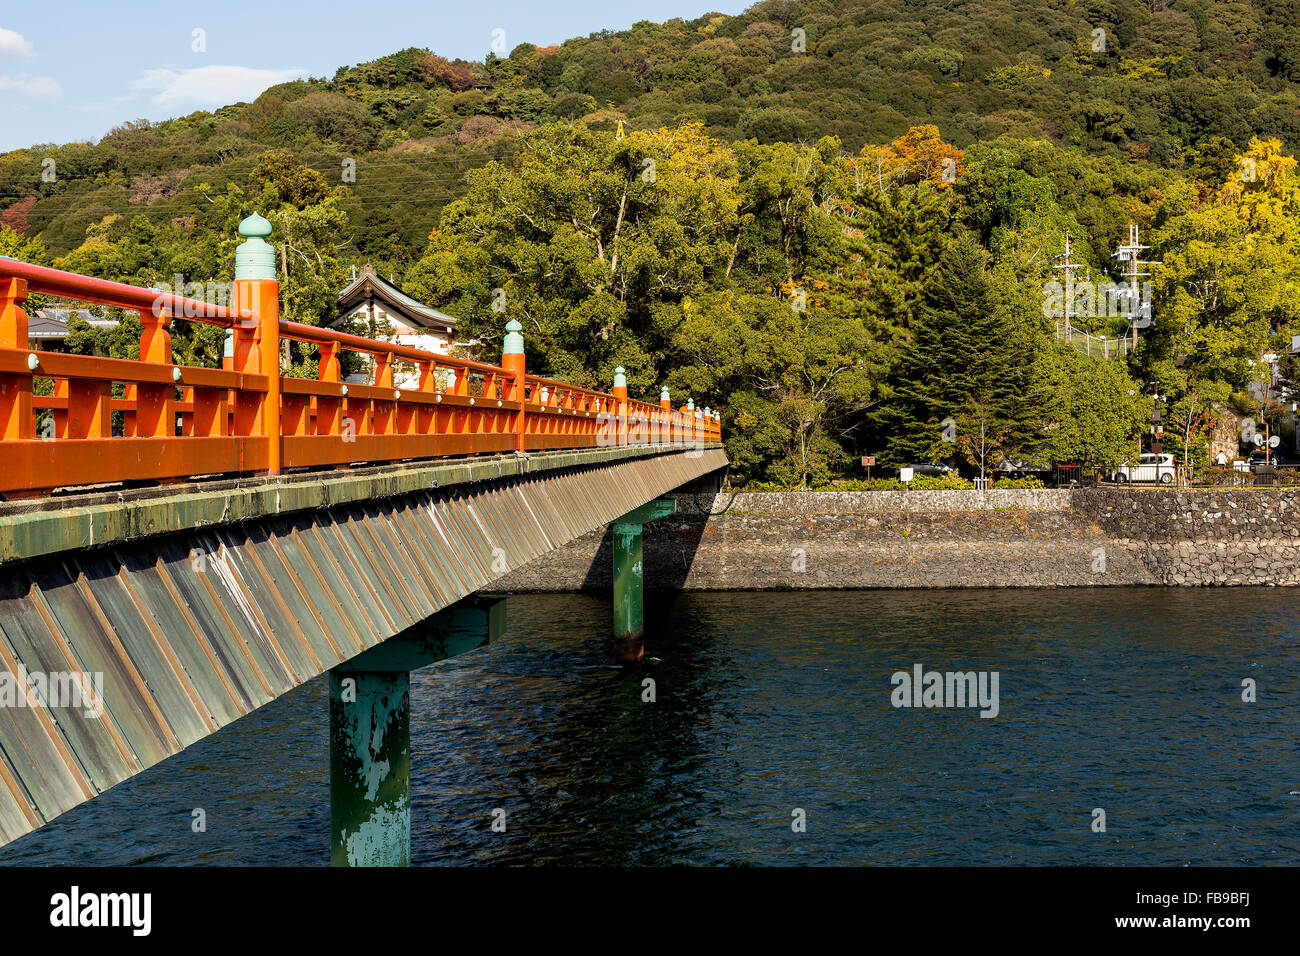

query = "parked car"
996;458;1051;476
910;461;957;476
1245;450;1300;471
1111;453;1176;484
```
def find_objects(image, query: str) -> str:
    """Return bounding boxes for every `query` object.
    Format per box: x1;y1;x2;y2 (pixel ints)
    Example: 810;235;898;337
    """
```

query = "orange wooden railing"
0;256;721;498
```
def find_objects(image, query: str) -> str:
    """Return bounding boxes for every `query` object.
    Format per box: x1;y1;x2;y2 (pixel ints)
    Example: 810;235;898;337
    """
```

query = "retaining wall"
492;488;1300;589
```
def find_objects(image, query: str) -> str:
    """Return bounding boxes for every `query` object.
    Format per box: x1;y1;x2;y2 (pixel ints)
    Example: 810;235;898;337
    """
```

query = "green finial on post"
686;397;694;411
503;319;524;354
660;385;670;402
235;213;276;281
614;366;626;388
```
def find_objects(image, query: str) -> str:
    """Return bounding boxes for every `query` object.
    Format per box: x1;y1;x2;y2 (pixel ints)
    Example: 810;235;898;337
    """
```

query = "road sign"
861;456;875;466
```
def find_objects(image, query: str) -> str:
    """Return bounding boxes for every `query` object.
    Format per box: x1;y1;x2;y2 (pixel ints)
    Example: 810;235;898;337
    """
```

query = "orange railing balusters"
416;359;436;440
373;351;394;437
316;340;342;438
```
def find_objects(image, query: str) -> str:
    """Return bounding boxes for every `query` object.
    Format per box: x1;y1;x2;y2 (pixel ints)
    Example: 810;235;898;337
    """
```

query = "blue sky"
0;1;751;152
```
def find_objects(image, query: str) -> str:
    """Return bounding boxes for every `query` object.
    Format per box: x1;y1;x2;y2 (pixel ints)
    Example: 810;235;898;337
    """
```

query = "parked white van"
1111;453;1176;484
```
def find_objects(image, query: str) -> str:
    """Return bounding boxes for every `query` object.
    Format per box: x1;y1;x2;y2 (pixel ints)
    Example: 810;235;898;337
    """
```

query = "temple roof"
28;307;118;340
335;264;457;332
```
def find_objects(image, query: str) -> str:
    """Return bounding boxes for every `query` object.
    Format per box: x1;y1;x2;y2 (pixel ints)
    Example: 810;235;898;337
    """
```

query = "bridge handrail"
0;219;721;498
0;255;252;327
279;318;507;378
524;373;616;407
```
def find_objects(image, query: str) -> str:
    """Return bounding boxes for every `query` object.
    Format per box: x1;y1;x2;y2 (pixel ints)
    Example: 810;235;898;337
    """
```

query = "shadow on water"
1;587;1297;866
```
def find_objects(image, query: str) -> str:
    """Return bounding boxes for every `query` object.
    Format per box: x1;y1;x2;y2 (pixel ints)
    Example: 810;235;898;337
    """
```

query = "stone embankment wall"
490;488;1300;589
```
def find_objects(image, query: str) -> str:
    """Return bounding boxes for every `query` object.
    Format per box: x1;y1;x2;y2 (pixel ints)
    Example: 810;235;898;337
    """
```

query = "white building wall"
342;304;455;388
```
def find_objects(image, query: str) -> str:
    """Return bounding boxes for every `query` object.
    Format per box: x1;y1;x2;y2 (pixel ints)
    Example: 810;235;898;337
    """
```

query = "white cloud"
0;27;35;58
0;74;59;96
130;65;305;110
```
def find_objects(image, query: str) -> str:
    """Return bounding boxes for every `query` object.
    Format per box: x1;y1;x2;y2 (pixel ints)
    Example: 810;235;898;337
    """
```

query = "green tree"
405;121;741;390
672;290;876;486
879;233;1034;471
0;224;45;263
1039;346;1145;471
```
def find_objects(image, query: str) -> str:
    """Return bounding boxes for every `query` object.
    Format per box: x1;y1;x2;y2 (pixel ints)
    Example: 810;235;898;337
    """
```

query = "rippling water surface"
2;589;1297;866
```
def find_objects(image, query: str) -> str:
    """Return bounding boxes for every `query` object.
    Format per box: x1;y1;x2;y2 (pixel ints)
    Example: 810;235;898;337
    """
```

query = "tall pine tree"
879;232;1035;472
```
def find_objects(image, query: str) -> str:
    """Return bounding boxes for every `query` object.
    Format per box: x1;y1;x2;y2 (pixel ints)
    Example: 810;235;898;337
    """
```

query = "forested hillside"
5;0;1298;263
4;0;1300;485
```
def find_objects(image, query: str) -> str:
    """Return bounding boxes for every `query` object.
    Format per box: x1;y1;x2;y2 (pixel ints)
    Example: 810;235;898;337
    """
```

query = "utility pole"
1112;224;1160;350
1053;231;1083;345
1258;400;1274;467
1151;388;1162;456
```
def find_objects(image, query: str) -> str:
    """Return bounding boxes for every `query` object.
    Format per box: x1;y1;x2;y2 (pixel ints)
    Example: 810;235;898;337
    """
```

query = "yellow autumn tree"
857;125;965;189
1218;136;1300;229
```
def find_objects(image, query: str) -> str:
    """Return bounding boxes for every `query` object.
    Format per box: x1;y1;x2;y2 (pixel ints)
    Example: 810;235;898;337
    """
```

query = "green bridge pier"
328;497;675;865
611;498;677;664
329;595;506;867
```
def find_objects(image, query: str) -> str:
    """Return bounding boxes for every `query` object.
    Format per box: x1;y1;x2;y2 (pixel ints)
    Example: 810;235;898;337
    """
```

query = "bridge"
0;216;727;863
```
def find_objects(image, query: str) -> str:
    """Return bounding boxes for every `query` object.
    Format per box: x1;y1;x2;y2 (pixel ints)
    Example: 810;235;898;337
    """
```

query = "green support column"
329;670;410;866
612;521;644;663
611;499;676;664
330;595;506;866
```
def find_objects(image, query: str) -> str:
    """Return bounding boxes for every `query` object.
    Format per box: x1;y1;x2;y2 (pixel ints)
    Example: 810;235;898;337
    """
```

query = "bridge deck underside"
0;448;726;847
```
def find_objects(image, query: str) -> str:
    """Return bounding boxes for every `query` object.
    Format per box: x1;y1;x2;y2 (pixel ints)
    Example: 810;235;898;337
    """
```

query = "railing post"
373;350;394;435
232;213;281;474
502;319;525;453
613;366;628;447
686;398;695;444
0;277;33;440
659;386;670;445
316;341;342;436
416;359;436;436
135;308;174;437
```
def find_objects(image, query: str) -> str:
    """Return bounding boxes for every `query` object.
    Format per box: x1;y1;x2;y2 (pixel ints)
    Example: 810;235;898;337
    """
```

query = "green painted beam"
341;596;505;672
616;498;676;525
329;595;504;867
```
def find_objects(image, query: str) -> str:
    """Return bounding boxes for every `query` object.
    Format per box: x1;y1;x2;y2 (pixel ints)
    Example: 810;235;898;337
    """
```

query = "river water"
1;589;1297;866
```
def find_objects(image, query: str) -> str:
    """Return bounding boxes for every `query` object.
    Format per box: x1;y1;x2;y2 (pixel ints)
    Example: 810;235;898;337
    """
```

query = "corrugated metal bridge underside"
0;445;727;847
